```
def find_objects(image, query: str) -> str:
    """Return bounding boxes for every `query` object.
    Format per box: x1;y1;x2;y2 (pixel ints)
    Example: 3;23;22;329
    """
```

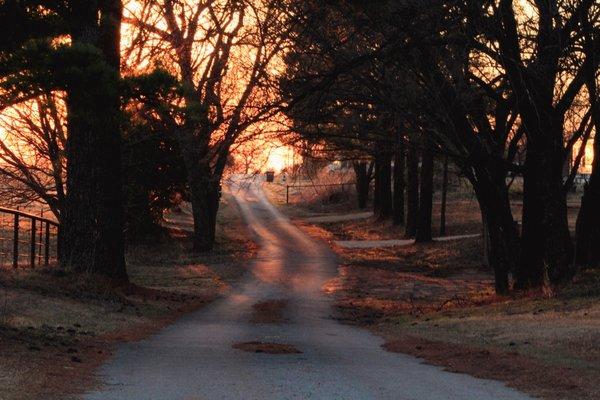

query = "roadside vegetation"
266;175;600;400
281;0;600;295
0;194;254;400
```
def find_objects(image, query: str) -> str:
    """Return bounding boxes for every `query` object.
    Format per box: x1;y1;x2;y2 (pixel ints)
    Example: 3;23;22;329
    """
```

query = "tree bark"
439;156;449;236
177;126;222;252
575;81;600;268
353;161;371;210
517;148;550;289
415;134;433;242
189;174;221;252
575;139;600;265
494;4;581;287
373;161;380;215
61;0;127;282
517;139;574;289
374;152;392;220
472;174;519;295
393;137;405;226
405;139;419;237
576;171;600;267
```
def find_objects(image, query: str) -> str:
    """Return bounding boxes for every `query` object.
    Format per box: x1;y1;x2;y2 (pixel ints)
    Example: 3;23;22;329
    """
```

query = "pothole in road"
232;341;302;354
250;299;289;324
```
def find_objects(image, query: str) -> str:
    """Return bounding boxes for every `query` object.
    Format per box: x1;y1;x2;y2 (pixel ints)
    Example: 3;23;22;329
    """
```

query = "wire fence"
0;207;59;268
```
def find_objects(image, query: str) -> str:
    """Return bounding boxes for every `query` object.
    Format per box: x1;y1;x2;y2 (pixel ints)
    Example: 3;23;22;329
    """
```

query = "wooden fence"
0;207;59;268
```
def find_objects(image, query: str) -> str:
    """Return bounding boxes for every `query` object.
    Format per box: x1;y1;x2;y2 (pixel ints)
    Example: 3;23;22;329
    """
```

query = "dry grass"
271;178;583;238
383;336;596;400
323;237;498;327
376;286;600;400
317;197;483;241
285;194;600;400
261;180;361;218
0;192;255;400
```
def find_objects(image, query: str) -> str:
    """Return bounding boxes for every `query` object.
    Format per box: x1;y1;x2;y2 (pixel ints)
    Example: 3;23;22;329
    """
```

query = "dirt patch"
250;299;288;324
232;341;302;354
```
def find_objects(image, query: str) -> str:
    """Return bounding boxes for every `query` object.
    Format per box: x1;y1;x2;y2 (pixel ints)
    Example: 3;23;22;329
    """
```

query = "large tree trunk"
439;156;449;236
517;150;551;289
415;134;433;242
61;0;127;282
178;132;222;252
542;172;574;285
405;139;419;237
495;10;579;287
189;172;221;252
374;152;393;220
576;171;600;267
373;163;380;214
472;173;520;295
393;137;405;226
575;84;600;268
517;137;574;289
353;161;371;210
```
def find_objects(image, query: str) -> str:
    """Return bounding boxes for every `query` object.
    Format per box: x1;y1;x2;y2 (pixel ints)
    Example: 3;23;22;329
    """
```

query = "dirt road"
84;179;531;400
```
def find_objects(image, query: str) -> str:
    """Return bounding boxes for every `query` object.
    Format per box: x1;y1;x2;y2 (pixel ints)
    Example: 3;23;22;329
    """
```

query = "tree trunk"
517;149;549;289
373;160;380;215
576;175;600;267
179;138;222;252
543;173;574;284
415;134;433;242
405;139;419;237
374;152;392;220
61;0;127;282
439;156;449;236
190;176;221;252
517;142;574;289
353;161;371;210
393;137;405;226
472;175;520;295
575;90;600;267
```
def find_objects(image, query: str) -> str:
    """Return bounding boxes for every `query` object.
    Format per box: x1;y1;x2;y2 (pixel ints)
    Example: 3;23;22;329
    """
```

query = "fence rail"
0;207;59;268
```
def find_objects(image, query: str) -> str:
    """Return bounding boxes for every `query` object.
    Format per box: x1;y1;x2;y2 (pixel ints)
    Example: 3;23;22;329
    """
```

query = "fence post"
30;218;36;268
286;185;290;204
45;222;50;266
13;214;19;268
